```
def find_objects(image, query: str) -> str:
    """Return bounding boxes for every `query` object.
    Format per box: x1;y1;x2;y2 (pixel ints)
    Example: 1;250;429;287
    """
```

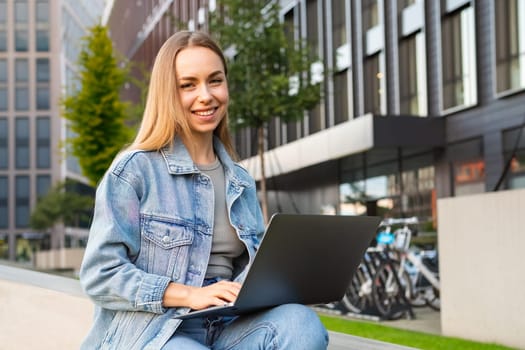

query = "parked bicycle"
340;217;440;320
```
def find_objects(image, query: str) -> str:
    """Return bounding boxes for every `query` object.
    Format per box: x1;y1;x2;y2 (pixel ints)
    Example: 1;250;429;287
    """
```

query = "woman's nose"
198;84;212;103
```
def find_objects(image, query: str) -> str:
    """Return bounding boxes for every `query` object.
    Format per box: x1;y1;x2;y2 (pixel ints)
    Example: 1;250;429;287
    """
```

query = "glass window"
0;31;6;51
334;70;349;124
36;1;49;52
307;0;320;57
36;117;50;168
0;176;7;228
332;0;347;48
0;88;6;111
15;30;28;52
36;59;49;82
0;59;6;82
399;32;428;116
0;1;6;23
15;175;30;228
36;87;50;110
15;0;28;23
0;0;6;52
36;30;49;51
503;126;525;189
15;59;28;82
15;117;29;169
362;0;379;31
307;0;322;134
0;118;7;169
36;175;51;198
454;160;485;196
364;53;386;115
15;87;29;110
441;5;477;110
495;0;525;94
36;0;49;23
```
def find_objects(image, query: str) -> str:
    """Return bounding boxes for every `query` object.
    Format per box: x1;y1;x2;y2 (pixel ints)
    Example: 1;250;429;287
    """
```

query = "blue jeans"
162;303;329;349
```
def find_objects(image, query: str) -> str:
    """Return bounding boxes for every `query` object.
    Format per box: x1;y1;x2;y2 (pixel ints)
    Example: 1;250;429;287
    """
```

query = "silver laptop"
175;213;380;320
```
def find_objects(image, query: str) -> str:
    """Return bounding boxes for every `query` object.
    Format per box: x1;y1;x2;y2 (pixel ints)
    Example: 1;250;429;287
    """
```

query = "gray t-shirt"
197;158;246;279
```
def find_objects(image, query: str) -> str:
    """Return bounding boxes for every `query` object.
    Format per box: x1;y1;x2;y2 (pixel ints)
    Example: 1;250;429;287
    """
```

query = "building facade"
0;0;105;261
105;0;525;232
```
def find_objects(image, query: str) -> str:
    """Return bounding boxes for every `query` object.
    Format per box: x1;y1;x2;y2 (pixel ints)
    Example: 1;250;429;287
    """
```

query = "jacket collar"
160;136;252;188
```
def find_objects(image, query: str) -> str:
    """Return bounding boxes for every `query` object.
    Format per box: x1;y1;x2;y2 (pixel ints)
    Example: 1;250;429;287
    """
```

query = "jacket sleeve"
79;169;170;314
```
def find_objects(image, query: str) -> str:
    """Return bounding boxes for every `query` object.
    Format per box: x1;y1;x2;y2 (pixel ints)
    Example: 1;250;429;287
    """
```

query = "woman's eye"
210;78;223;85
180;83;194;89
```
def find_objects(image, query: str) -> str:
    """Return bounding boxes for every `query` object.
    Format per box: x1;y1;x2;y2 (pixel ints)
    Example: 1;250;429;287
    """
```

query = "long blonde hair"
128;31;236;158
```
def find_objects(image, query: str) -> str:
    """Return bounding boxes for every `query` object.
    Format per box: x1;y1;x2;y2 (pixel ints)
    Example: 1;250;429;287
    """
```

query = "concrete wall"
0;265;93;349
437;189;525;349
34;248;85;272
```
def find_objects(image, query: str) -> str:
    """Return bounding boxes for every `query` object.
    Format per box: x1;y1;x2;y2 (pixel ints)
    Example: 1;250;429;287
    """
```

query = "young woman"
79;31;328;349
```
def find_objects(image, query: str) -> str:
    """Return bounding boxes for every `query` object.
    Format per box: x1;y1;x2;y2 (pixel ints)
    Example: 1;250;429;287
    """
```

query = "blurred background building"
0;0;105;261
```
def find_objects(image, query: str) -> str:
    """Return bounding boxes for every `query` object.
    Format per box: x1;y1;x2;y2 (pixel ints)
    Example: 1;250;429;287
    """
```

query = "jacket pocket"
139;215;193;280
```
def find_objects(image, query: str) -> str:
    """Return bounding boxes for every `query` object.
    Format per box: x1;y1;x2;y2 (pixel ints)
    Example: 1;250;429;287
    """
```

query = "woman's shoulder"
108;149;160;177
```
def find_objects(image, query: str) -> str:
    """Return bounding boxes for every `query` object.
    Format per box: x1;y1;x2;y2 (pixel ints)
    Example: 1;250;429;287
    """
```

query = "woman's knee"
267;304;329;349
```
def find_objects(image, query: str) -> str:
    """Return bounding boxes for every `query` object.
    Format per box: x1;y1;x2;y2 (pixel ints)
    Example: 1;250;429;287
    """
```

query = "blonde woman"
79;31;328;349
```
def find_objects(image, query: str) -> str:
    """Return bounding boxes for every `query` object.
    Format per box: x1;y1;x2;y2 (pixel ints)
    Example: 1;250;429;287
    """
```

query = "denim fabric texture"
79;136;266;350
163;303;329;349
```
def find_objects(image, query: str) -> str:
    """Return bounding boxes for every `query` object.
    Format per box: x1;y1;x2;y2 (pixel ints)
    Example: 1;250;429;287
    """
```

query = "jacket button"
162;235;170;243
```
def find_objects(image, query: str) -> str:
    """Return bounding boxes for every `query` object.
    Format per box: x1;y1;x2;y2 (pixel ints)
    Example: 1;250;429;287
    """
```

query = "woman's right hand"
162;280;242;310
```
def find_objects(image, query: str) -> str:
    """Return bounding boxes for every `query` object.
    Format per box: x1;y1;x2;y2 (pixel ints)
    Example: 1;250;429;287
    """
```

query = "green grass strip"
319;314;517;350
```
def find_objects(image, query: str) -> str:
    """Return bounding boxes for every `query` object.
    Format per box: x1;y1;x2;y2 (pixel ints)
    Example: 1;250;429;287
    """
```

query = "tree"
62;24;133;185
209;0;322;222
30;181;94;232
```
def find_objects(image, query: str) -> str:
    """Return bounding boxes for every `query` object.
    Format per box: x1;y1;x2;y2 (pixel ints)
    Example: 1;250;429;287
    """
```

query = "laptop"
175;213;380;320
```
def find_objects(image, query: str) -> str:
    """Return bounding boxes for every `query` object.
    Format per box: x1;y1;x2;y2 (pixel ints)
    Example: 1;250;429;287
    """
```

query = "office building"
105;0;525;231
0;0;105;261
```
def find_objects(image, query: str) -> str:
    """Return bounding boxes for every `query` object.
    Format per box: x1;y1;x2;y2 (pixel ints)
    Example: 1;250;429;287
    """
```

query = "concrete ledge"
0;263;417;350
0;264;92;350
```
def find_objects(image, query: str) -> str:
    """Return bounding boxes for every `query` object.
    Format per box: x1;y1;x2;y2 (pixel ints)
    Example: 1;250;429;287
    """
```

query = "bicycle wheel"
409;272;431;308
372;260;413;320
425;286;440;311
341;266;372;314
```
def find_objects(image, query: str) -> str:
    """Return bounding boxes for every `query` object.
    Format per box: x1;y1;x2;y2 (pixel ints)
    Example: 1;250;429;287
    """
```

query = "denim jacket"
79;136;265;350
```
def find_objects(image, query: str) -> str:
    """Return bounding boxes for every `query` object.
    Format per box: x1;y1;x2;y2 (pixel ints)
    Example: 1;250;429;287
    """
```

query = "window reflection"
399;32;427;116
0;118;6;169
495;0;525;93
441;5;477;110
0;176;7;229
15;176;30;228
15;117;29;169
36;117;50;168
364;53;386;115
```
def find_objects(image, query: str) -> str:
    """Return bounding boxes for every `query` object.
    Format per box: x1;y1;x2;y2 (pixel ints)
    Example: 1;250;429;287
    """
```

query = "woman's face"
175;46;229;138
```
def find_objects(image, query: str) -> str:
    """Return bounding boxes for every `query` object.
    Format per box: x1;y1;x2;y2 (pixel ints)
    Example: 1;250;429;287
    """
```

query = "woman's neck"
183;134;216;165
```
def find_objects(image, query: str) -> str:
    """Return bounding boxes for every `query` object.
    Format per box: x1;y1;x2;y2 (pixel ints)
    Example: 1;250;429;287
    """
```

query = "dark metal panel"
372;115;445;148
384;0;399;114
425;0;442;116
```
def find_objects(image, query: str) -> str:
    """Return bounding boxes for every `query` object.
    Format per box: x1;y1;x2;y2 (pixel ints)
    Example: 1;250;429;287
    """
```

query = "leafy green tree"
62;24;133;185
209;0;322;222
30;181;94;232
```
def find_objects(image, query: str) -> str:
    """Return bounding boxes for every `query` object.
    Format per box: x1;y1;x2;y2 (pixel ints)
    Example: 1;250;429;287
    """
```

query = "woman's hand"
162;280;242;310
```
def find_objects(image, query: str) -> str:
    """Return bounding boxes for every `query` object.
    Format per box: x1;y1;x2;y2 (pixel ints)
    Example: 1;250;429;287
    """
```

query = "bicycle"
372;217;440;318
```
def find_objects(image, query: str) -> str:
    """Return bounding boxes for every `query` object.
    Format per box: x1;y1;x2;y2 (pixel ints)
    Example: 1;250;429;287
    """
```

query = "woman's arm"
80;170;171;314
